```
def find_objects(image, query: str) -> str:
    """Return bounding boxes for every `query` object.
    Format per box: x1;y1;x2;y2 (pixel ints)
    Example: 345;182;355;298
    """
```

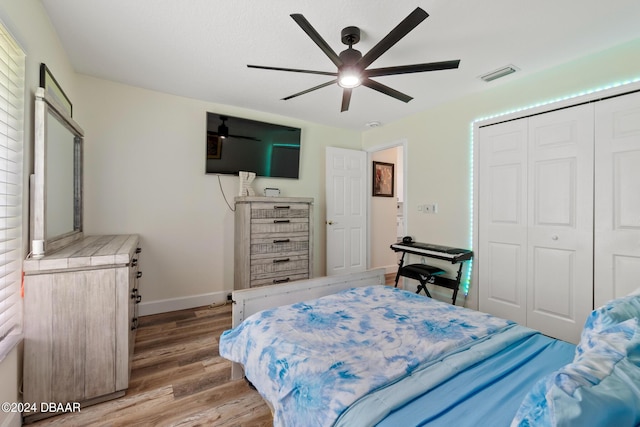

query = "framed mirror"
31;86;84;256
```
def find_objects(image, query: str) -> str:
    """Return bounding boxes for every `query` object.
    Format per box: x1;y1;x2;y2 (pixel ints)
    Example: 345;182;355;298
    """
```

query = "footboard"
229;268;386;379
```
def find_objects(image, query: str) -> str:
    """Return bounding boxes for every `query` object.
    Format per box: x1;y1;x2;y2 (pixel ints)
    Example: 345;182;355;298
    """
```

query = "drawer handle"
274;219;290;223
273;238;290;243
136;295;142;304
137;271;143;278
131;259;138;267
274;205;290;209
131;288;138;299
273;278;291;284
131;317;139;331
136;247;142;254
273;258;290;264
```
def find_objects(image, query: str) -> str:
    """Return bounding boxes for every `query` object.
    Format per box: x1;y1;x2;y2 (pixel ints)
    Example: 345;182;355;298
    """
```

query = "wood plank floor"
28;303;272;427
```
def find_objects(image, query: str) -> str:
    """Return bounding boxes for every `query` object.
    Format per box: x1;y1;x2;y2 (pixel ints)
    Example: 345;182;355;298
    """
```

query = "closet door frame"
470;80;640;312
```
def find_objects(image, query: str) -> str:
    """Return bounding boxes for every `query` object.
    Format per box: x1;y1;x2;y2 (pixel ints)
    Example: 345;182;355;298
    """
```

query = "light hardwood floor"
28;303;272;427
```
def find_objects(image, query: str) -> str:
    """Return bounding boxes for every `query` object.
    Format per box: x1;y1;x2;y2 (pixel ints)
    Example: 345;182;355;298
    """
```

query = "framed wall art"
372;161;394;197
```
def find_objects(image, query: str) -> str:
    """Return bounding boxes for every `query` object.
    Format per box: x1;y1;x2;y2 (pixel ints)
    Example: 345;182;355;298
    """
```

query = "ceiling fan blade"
291;14;343;68
358;7;429;70
230;134;261;141
341;88;352;112
366;60;460;77
282;79;337;100
247;64;337;77
208;131;260;141
362;78;413;103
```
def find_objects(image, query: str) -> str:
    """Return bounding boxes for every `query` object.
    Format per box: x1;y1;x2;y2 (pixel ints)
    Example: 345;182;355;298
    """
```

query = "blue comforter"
219;285;516;427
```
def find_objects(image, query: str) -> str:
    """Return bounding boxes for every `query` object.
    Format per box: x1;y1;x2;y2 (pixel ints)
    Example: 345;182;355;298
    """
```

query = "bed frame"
229;268;386;379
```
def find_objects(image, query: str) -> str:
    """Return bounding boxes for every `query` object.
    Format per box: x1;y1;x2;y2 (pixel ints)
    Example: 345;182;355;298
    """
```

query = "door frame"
365;138;408;271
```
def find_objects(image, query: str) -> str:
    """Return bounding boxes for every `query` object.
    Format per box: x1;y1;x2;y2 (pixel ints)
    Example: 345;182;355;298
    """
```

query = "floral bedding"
219;285;514;427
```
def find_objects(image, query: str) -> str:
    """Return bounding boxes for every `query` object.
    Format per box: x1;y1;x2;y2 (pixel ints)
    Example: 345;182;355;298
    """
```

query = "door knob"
326;220;333;225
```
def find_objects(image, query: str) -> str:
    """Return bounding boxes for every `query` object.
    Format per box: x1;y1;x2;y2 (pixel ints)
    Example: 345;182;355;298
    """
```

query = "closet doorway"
473;82;640;343
367;140;407;276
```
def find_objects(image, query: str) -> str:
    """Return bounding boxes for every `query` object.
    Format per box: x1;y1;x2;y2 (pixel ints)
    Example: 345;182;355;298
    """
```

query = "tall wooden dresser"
22;234;142;422
234;197;313;289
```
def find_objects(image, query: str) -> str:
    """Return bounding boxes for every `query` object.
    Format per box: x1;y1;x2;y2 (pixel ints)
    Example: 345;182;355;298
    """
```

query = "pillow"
577;294;640;361
512;295;640;427
581;294;640;335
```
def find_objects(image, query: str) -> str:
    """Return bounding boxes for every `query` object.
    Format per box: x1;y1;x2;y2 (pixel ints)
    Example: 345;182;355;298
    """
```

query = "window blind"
0;23;25;356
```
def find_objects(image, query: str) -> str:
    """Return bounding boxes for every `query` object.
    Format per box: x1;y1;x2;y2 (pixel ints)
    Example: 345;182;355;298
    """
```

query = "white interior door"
325;147;367;276
594;91;640;306
526;104;594;344
478;119;528;324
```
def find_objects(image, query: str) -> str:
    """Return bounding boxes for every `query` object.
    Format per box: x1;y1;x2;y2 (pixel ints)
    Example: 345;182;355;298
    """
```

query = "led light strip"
464;76;640;296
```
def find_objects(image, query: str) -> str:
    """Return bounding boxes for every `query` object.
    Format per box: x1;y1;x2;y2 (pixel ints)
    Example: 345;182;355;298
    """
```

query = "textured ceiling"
41;0;640;130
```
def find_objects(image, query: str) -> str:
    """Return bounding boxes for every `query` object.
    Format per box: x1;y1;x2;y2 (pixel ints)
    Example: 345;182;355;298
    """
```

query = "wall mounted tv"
206;112;302;179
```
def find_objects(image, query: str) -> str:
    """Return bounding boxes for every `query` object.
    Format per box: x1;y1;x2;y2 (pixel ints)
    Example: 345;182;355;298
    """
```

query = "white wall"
75;75;361;311
362;37;640;309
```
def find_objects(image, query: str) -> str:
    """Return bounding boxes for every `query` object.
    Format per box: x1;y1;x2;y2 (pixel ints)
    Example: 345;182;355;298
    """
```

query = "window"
0;23;25;359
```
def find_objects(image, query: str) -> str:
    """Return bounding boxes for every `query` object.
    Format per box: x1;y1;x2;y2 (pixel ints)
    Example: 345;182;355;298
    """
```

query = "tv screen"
206;112;301;178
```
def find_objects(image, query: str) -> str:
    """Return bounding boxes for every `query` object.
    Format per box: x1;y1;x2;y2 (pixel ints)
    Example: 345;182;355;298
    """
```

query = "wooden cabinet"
234;197;313;289
22;235;142;422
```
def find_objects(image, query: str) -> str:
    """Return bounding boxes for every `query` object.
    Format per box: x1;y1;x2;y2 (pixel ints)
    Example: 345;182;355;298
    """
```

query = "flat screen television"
206;112;301;178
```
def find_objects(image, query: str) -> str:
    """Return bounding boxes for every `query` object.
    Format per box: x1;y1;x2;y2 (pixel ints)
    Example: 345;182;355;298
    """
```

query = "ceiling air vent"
480;65;518;82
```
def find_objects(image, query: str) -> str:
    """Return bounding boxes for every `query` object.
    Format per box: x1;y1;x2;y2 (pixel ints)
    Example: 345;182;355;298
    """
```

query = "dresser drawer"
251;236;309;257
251;203;310;219
251;273;310;287
251;217;309;235
251;255;309;278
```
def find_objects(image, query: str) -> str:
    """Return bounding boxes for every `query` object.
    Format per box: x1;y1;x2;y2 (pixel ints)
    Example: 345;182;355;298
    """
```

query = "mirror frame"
32;87;84;255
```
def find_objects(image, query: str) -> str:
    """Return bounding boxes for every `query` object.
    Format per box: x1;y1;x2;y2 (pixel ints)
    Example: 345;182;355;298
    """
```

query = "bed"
219;269;640;427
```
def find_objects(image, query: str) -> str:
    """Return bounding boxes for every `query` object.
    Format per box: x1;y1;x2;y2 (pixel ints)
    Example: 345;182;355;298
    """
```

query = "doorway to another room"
368;141;407;283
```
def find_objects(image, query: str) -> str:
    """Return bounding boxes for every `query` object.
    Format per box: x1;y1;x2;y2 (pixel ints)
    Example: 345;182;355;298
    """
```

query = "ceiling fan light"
338;68;362;88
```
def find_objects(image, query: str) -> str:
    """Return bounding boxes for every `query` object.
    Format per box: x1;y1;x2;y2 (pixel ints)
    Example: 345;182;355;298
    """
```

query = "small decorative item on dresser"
238;171;256;196
264;187;280;197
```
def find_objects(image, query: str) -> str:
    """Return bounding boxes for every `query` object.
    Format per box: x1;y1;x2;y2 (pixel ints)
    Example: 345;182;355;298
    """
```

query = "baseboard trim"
138;290;230;316
381;264;397;275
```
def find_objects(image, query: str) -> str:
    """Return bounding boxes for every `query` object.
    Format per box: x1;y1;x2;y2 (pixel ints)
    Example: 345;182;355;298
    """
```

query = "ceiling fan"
248;7;460;112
